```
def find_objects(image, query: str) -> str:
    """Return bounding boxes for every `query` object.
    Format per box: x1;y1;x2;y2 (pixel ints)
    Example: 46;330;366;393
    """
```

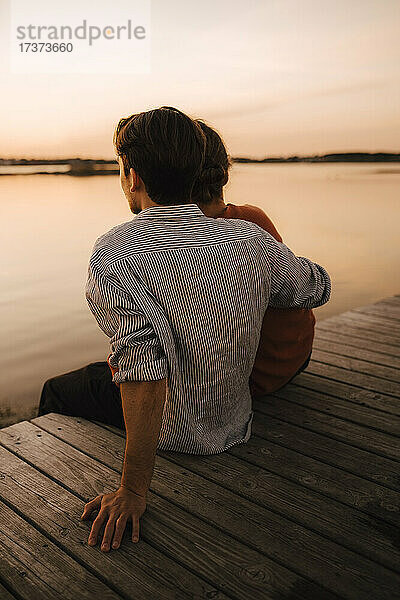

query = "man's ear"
130;168;139;192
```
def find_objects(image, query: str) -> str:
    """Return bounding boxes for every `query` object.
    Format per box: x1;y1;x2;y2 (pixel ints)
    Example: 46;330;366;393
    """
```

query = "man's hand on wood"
81;485;147;551
79;378;166;552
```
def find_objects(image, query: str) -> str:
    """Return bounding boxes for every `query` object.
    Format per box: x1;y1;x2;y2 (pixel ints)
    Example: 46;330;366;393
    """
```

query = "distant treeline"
0;158;119;176
234;153;400;163
1;153;400;176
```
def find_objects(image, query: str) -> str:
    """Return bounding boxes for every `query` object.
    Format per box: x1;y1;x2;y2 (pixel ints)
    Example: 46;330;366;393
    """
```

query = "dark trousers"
37;352;312;427
38;361;126;429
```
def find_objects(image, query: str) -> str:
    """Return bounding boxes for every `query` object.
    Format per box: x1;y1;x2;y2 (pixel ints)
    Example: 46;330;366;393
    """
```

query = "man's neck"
140;196;159;211
198;198;227;218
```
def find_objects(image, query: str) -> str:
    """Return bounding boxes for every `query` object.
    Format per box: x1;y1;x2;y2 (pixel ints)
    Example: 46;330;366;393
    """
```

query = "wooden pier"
0;294;399;600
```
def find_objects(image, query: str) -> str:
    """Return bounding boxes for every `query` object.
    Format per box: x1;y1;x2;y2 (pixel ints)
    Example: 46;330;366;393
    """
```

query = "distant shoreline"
234;152;400;163
1;153;400;176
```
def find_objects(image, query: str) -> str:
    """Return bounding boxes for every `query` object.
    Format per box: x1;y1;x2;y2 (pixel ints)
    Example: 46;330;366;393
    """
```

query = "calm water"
1;164;399;426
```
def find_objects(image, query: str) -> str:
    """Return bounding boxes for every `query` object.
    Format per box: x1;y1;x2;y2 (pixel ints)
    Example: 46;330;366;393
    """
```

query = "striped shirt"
85;203;331;455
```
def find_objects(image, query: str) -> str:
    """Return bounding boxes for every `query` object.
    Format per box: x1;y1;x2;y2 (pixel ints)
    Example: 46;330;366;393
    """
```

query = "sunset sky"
0;0;399;158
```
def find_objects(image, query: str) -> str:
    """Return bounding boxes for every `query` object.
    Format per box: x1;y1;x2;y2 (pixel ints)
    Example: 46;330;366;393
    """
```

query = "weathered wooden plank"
377;295;400;301
315;318;400;349
250;411;400;491
376;298;400;309
351;305;400;322
314;327;400;361
289;372;400;416
371;299;400;311
228;435;400;527
340;309;400;329
97;418;400;522
0;498;120;600
328;312;400;337
157;447;400;573
373;298;400;309
295;359;400;398
316;311;400;337
312;333;400;370
0;424;321;600
254;397;400;461
26;414;400;600
359;297;400;310
308;348;400;384
374;296;400;308
0;582;20;600
92;418;400;570
269;383;400;435
96;421;400;528
0;444;226;600
363;296;400;306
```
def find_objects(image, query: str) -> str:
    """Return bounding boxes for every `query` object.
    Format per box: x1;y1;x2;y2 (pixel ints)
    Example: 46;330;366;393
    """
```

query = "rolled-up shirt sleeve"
260;232;332;309
85;259;168;384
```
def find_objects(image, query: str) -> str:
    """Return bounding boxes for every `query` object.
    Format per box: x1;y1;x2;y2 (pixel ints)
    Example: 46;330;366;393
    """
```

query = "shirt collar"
135;203;205;221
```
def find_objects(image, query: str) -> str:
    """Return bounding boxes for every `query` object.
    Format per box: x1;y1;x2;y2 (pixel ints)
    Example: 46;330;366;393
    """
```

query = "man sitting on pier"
38;106;331;552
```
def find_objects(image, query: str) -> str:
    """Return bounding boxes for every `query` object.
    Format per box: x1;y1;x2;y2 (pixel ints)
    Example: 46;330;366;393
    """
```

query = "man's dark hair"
191;121;231;205
114;106;206;206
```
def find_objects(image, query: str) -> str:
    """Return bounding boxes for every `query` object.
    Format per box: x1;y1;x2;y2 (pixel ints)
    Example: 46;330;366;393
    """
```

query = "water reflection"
1;164;399;425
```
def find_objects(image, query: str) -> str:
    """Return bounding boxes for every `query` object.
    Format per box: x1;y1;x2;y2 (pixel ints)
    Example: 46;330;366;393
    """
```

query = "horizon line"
1;151;400;163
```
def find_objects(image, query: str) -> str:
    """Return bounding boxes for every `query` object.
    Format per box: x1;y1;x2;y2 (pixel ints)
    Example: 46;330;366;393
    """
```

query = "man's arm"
260;233;332;309
82;257;168;551
120;378;167;496
81;378;167;551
